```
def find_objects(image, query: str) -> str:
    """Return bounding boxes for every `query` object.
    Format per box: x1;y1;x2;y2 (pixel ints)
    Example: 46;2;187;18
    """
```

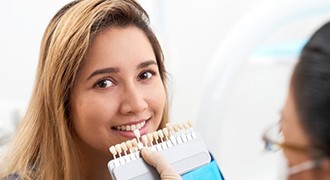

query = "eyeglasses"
262;122;326;175
262;122;310;153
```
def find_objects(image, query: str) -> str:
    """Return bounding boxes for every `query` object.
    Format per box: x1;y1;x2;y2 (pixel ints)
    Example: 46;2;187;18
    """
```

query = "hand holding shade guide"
108;121;211;180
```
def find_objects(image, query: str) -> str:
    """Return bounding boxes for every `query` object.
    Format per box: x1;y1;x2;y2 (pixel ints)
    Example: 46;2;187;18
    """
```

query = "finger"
141;148;169;172
141;148;181;180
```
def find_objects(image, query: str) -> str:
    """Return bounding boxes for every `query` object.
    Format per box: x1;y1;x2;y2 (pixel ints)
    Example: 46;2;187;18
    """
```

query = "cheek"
71;99;94;138
146;82;166;126
71;97;124;155
71;95;118;126
151;83;166;112
70;93;118;144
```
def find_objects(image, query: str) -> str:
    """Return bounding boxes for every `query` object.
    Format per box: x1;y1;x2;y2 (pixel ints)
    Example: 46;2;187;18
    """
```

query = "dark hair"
292;22;330;158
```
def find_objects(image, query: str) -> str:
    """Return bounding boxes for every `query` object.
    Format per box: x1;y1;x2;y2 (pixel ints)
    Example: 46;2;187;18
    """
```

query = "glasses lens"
263;123;284;152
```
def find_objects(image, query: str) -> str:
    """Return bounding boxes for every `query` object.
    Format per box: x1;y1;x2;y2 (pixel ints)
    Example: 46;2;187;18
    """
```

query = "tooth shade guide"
120;142;131;163
147;132;157;151
141;135;148;147
133;129;144;149
131;138;142;155
162;128;173;147
126;140;137;160
125;140;135;154
126;140;132;149
109;145;121;167
158;129;169;149
133;129;141;138
107;122;212;180
121;142;128;152
115;144;123;156
131;139;138;148
162;128;169;138
130;138;141;158
109;121;199;170
182;122;192;136
183;121;190;129
167;124;177;144
153;131;165;151
166;123;175;134
181;132;188;142
147;133;154;146
152;131;159;144
166;123;173;133
173;124;180;132
157;130;164;140
109;146;117;158
176;123;188;142
186;121;198;139
178;123;184;130
172;124;183;144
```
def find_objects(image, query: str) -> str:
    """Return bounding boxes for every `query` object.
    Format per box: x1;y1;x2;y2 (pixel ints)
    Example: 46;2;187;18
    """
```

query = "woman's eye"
96;79;114;88
139;71;153;80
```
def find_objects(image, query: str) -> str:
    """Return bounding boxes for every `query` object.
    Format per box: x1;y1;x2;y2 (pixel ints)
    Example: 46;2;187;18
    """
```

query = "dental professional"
263;21;330;180
0;0;181;179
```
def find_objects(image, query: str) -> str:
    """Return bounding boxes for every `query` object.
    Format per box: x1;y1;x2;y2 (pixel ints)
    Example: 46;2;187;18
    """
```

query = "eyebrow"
87;67;119;80
87;60;157;80
137;60;157;69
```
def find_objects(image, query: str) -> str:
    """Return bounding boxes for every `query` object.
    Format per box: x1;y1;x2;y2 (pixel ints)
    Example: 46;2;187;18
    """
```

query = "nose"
119;85;148;114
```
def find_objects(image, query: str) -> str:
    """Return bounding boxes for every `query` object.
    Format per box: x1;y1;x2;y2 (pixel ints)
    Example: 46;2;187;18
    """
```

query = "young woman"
263;22;330;180
0;0;180;179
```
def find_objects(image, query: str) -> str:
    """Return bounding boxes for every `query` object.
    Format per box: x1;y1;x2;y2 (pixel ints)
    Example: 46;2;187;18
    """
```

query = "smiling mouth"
112;120;147;131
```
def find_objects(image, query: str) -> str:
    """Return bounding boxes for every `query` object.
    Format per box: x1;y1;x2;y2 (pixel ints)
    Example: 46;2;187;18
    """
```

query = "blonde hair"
1;0;168;179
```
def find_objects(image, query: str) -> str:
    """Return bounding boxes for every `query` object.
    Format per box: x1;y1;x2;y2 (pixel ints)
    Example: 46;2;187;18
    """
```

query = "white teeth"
114;121;146;131
126;125;131;131
140;121;145;127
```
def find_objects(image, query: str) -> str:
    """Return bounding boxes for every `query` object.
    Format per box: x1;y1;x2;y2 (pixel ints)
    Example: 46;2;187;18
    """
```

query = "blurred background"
1;0;330;179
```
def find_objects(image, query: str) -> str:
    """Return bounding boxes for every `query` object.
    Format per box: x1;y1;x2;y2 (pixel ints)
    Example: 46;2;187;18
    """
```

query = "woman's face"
281;88;311;166
70;26;166;156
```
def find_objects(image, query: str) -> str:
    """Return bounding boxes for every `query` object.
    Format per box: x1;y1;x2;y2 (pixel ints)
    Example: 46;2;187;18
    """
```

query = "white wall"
0;0;72;154
1;0;330;179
